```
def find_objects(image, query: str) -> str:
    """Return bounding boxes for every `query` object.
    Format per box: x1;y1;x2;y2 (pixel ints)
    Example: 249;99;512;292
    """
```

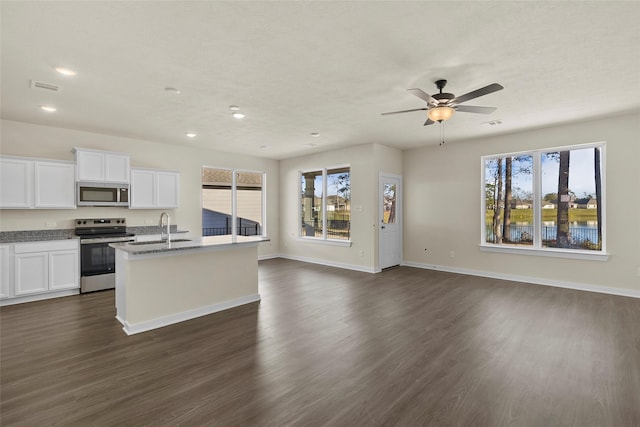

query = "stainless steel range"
75;218;134;293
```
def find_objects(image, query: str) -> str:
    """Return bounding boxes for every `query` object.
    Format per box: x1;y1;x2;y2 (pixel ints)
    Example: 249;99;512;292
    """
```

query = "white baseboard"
0;289;80;306
402;260;640;299
119;293;261;335
277;254;377;274
258;253;281;261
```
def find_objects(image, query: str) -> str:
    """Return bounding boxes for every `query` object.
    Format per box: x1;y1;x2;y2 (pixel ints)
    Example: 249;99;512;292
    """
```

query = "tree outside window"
482;143;604;252
300;166;350;241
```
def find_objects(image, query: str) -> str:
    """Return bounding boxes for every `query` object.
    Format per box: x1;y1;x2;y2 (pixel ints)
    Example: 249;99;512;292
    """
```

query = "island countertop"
110;235;269;255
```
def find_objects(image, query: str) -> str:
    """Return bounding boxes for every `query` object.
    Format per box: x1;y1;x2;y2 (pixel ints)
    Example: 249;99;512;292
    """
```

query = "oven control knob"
77;220;81;225
83;221;87;224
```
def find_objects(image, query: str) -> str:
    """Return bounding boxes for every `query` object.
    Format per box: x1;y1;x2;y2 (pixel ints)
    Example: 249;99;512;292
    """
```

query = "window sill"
297;237;352;247
479;244;609;261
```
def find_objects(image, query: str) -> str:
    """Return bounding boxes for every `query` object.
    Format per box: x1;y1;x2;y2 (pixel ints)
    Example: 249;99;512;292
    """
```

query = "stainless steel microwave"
77;182;129;207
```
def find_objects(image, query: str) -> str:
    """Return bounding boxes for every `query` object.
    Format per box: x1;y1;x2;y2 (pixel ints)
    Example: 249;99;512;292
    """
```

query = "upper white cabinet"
156;171;180;208
130;169;156;208
34;160;76;208
74;148;130;183
0;157;75;209
0;157;33;208
130;168;179;209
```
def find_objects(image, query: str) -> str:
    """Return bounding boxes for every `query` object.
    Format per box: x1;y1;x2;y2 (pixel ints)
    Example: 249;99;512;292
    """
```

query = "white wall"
402;112;640;294
0;120;280;257
279;143;402;272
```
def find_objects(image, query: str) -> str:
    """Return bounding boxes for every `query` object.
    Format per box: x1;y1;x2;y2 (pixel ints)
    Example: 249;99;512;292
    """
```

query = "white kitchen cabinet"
49;250;79;290
157;171;179;208
0;244;13;299
13;240;79;297
34;160;76;208
15;252;49;295
1;157;76;209
0;157;33;208
130;168;156;208
74;148;130;183
130;168;179;209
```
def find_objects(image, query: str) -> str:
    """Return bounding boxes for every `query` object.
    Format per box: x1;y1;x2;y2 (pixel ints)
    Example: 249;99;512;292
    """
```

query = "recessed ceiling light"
165;87;181;94
185;132;197;138
310;132;320;137
260;145;269;149
229;105;240;111
55;67;76;76
232;112;245;119
40;105;57;112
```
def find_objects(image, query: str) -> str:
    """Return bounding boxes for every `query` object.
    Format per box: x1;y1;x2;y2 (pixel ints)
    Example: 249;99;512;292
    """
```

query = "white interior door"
379;173;402;270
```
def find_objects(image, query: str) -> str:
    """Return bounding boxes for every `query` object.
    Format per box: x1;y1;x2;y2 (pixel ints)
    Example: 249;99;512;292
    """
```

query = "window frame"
298;164;351;246
480;142;608;261
201;166;266;239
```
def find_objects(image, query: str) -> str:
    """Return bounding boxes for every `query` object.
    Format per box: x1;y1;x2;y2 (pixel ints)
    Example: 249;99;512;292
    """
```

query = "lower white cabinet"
130;168;179;209
0;244;12;299
15;252;48;295
12;240;79;298
49;250;79;291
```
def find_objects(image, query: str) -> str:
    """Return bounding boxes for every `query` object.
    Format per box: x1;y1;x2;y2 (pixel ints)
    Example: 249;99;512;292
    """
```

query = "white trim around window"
480;141;608;260
299;164;351;244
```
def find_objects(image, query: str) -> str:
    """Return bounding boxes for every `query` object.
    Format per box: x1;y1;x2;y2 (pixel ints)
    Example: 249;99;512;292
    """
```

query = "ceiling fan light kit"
382;79;504;140
427;105;455;122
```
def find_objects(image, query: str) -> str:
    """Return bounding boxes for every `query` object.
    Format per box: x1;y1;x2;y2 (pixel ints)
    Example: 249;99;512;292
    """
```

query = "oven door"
79;236;134;293
80;241;115;277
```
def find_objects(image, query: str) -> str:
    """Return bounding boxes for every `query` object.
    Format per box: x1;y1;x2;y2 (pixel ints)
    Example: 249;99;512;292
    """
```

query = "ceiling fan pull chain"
440;122;445;146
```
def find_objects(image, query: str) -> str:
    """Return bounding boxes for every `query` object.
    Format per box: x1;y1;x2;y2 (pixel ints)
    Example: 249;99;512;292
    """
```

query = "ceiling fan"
382;79;504;126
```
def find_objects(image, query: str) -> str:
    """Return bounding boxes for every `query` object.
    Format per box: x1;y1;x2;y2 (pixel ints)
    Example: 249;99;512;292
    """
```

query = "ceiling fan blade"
381;108;428;116
423;118;435;126
407;88;437;104
453;83;503;105
455;105;497;114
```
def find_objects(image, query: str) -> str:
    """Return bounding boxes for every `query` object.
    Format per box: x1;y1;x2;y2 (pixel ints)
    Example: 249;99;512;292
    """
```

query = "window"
482;143;605;257
202;167;264;237
300;166;350;241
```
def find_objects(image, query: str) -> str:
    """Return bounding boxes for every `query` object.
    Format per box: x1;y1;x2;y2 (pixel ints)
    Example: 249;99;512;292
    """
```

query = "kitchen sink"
129;239;192;245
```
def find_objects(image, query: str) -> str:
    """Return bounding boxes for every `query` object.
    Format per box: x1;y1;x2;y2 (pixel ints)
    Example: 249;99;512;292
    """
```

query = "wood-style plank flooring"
1;259;639;426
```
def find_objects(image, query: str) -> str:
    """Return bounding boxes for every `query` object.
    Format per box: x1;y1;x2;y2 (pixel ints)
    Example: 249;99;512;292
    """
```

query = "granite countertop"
0;226;188;243
0;229;78;243
111;235;269;255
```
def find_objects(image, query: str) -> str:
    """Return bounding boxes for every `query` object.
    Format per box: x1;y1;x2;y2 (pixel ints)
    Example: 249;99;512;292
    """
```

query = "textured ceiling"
1;1;639;160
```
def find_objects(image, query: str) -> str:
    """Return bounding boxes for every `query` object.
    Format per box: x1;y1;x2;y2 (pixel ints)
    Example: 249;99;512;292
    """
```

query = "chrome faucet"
159;212;170;242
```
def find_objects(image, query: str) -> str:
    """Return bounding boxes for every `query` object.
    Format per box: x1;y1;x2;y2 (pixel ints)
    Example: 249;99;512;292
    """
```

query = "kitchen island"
111;235;268;335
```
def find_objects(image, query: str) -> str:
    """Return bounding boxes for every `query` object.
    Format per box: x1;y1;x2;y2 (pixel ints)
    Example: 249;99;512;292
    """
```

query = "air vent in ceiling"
30;80;62;92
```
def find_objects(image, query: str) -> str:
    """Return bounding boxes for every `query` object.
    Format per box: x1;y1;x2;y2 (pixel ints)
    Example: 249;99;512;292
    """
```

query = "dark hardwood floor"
1;259;639;426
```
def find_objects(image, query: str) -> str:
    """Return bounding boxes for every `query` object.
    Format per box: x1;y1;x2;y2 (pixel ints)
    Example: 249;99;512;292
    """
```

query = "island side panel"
125;245;259;326
115;249;128;324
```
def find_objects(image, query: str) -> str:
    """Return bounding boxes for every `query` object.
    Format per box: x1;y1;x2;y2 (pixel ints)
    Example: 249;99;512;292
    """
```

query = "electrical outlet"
359;250;364;257
449;251;455;258
45;221;56;228
145;219;154;225
637;267;640;277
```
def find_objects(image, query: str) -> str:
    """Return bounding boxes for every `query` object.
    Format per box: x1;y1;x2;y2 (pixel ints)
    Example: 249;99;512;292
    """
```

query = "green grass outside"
486;208;597;223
